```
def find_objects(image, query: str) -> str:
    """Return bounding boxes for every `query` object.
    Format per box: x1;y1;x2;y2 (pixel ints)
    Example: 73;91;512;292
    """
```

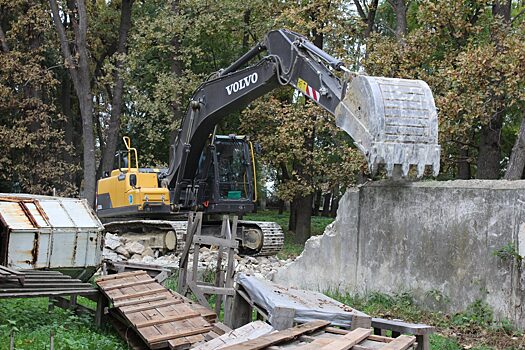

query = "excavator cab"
193;135;256;214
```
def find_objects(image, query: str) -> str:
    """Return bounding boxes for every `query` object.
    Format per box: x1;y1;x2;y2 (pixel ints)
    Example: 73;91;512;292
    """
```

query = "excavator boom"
164;29;440;206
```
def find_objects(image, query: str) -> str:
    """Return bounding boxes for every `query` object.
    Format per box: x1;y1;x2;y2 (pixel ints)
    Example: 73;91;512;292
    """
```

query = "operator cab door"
195;135;255;214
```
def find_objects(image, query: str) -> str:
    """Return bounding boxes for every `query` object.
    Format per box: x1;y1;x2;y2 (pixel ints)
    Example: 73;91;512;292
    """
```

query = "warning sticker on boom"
297;78;320;102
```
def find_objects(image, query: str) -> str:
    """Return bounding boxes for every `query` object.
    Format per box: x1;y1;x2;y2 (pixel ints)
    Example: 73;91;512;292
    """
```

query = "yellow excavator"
96;29;440;256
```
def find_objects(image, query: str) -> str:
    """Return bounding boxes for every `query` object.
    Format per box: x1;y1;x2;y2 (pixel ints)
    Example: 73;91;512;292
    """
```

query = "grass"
0;298;123;350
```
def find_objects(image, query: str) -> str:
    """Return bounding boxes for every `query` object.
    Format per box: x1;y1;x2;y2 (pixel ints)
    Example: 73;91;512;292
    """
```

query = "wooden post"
223;216;237;322
178;211;202;295
95;293;108;328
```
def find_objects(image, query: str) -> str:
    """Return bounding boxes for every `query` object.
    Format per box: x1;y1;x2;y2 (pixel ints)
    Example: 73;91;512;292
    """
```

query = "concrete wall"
274;180;525;328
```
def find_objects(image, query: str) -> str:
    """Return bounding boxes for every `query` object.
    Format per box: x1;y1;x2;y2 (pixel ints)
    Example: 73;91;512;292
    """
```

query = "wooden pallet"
194;321;417;350
96;270;224;350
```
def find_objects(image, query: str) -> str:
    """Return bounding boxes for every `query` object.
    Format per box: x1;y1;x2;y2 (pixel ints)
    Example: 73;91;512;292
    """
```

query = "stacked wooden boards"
194;320;417;350
0;269;97;298
96;271;224;350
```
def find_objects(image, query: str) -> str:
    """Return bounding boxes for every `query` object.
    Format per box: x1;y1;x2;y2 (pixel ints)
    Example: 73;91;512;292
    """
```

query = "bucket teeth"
336;75;441;178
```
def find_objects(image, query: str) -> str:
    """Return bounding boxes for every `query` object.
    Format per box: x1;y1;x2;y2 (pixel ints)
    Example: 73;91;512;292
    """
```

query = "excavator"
96;29;440;256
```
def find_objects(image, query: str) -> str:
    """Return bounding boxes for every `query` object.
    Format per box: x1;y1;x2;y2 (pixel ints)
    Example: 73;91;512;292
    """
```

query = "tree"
49;0;96;205
0;0;77;194
99;0;135;176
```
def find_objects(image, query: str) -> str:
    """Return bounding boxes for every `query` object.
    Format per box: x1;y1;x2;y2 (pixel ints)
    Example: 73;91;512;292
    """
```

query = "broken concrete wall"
274;180;525;328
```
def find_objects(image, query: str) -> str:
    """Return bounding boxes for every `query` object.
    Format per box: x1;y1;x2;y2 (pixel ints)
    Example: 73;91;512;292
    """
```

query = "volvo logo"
225;73;258;95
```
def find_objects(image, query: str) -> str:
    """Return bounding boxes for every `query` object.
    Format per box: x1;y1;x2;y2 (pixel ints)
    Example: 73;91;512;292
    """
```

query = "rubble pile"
103;233;293;279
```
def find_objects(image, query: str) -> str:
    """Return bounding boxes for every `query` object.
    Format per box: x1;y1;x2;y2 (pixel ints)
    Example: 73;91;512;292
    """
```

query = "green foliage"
493;243;523;264
0;298;123;350
452;300;494;327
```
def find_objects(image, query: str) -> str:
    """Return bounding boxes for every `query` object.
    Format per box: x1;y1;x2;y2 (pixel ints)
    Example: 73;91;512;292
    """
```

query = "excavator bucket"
335;75;440;177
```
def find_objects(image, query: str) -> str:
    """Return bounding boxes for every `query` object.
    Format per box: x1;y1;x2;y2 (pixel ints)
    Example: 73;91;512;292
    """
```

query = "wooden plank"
220;320;330;350
114;294;168;307
96;270;148;282
192;321;274;350
168;337;191;350
194;235;239;249
324;327;348;335
122;299;183;314
380;335;416;350
368;334;395;343
148;326;213;344
134;311;201;328
197;285;235;296
111;287;167;301
104;278;156;291
318;328;371;350
371;318;435;335
0;289;98;298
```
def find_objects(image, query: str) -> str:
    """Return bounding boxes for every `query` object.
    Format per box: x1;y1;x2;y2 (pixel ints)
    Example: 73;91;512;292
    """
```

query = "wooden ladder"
178;212;238;322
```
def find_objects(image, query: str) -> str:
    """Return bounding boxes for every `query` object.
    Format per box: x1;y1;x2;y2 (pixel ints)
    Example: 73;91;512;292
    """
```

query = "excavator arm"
164;29;440;206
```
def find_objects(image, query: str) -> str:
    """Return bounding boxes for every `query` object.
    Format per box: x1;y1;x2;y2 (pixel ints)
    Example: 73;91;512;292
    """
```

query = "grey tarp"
237;274;369;327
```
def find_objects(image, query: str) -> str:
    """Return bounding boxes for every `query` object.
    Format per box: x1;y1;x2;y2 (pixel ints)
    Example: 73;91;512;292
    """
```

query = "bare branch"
353;0;367;20
49;0;74;66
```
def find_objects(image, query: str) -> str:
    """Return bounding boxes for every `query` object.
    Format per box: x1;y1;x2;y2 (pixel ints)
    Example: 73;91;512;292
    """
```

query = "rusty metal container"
0;194;103;280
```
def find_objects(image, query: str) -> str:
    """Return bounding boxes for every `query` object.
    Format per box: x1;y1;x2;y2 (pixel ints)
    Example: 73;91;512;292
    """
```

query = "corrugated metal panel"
0;201;35;230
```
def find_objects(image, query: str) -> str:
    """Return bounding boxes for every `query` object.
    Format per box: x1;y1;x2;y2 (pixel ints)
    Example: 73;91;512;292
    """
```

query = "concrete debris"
125;241;145;255
104;232;121;250
102;232;293;279
114;245;130;258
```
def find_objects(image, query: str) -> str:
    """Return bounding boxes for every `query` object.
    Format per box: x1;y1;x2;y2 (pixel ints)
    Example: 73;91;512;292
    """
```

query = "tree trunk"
322;192;331;217
278;199;285;215
353;0;379;38
492;0;512;22
505;111;525;179
390;0;407;39
457;147;471;179
0;23;9;53
50;0;96;206
330;185;340;218
477;115;503;179
312;190;322;216
288;200;296;232
100;0;134;175
294;194;312;244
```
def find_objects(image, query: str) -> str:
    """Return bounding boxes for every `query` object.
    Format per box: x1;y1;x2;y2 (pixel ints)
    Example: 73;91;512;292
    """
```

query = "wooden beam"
114;294;167;308
134;312;201;328
104;279;156;291
97;270;148;282
318;328;371;350
111;287;166;301
123;299;182;314
148;326;213;344
380;335;416;350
